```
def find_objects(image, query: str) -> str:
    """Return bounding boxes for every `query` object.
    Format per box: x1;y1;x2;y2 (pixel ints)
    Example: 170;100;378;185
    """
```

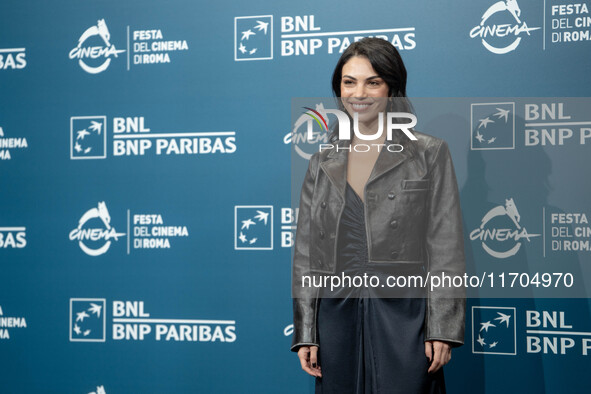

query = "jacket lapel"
319;139;411;197
367;141;411;186
319;139;349;200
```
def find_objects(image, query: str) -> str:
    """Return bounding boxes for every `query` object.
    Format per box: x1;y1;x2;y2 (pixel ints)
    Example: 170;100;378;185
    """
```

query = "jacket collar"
320;138;412;199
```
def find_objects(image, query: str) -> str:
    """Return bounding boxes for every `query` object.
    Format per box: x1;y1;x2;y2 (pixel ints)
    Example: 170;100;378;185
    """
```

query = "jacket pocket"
402;179;430;190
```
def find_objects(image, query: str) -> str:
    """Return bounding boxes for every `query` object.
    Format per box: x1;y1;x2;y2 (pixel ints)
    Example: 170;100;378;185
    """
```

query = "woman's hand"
297;345;322;377
424;340;451;373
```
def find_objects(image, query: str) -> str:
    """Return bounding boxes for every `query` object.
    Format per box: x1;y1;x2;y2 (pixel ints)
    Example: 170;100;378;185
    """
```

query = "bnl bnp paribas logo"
70;115;237;159
234;206;273;250
234;16;272;61
70;299;106;342
470;198;540;258
0;42;26;70
235;14;416;61
474;306;591;356
234;205;302;250
471;102;515;150
70;299;237;343
470;0;540;54
70;116;106;159
472;306;517;355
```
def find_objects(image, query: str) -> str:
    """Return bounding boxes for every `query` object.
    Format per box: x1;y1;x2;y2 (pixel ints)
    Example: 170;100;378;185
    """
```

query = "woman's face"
340;56;390;125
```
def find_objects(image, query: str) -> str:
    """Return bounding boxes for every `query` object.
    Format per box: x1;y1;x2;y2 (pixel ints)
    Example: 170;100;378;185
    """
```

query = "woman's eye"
369;80;382;86
343;80;354;85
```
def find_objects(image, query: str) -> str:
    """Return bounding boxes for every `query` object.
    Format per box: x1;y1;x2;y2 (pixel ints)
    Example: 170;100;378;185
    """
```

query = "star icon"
76;311;89;322
494;108;510;122
89;303;102;318
241;29;255;40
477;335;486;346
255;21;269;34
241;218;255;230
89;121;103;134
478;117;493;129
475;130;485;143
254;210;269;225
77;129;90;140
480;321;496;332
494;312;511;327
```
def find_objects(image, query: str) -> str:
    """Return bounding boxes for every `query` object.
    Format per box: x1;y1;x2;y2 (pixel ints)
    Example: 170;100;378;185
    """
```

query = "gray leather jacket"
291;131;466;352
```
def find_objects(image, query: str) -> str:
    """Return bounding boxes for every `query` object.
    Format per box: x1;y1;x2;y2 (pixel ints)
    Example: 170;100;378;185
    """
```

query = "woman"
291;37;466;393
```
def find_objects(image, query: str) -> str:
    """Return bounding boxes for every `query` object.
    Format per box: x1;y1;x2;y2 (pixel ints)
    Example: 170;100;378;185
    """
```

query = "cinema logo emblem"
470;0;540;54
69;19;125;74
69;202;125;256
470;198;540;258
286;103;332;160
88;386;106;394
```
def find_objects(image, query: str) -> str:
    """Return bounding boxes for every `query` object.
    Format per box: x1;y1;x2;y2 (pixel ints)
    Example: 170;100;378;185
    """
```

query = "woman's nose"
354;84;367;98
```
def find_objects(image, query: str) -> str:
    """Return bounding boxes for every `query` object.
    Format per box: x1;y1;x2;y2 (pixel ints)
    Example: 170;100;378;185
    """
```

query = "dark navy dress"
315;182;445;394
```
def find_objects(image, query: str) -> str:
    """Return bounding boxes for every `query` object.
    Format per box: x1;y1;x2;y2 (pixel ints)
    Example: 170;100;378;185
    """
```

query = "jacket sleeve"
424;140;466;347
291;153;320;352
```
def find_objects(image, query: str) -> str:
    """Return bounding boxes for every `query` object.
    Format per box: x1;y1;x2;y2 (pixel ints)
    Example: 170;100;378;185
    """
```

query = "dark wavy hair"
328;37;413;144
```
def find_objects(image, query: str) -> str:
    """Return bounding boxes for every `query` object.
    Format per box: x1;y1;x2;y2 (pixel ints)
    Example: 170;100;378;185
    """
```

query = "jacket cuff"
425;297;466;346
290;342;320;353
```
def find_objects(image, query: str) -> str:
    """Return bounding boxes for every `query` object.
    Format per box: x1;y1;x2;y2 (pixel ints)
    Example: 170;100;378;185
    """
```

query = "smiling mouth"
349;102;372;112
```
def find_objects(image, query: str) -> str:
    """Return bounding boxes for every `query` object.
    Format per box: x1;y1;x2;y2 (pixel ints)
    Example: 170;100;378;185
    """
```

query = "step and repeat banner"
1;0;590;393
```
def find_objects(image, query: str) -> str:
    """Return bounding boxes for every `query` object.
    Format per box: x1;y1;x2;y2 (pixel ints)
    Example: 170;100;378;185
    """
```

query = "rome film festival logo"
471;102;515;150
472;306;517;355
69;202;125;256
470;198;540;258
69;19;125;73
70;116;106;159
470;0;540;54
234;206;273;250
88;386;106;394
234;16;272;61
70;299;106;342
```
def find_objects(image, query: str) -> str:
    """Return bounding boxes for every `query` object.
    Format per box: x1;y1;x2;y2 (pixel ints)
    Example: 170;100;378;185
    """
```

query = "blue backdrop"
1;0;590;393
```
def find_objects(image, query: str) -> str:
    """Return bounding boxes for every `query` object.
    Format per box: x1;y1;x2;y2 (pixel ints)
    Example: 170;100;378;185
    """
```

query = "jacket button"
390;251;399;259
321;201;327;208
319;230;325;239
388;192;395;200
390;219;398;229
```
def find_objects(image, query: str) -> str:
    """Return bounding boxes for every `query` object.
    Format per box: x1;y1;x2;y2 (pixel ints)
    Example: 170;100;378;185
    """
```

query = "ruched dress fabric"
315;182;446;394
